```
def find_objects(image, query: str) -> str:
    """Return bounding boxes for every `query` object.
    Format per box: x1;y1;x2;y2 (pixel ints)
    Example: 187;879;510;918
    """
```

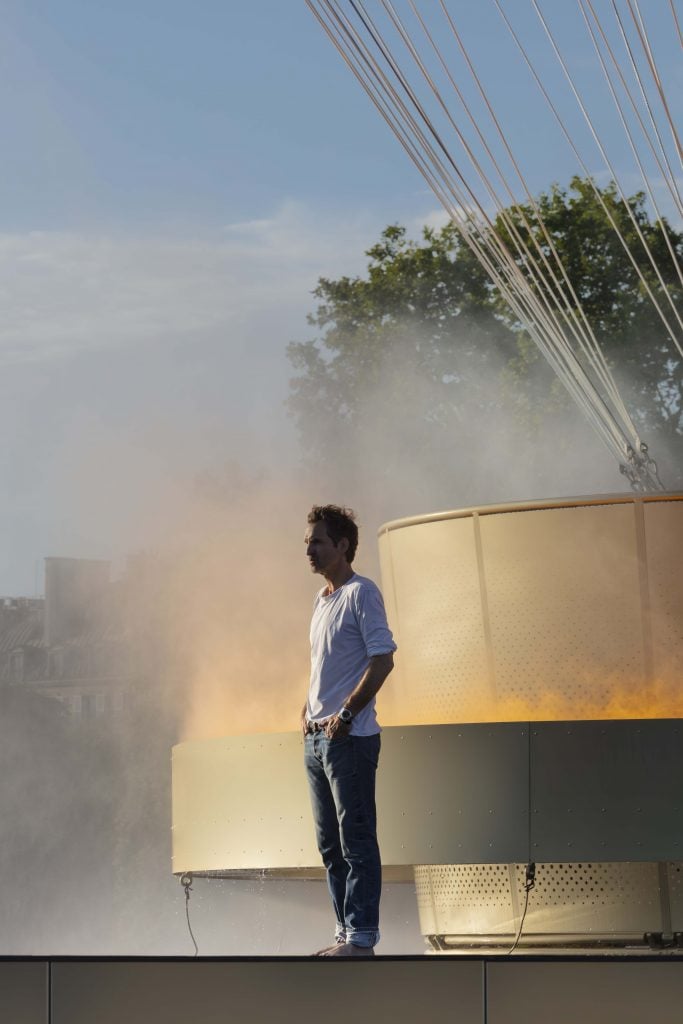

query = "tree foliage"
287;221;511;483
287;176;683;495
495;177;683;441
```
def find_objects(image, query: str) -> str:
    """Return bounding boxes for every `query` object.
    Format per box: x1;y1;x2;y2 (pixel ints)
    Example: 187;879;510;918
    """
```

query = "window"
81;694;97;720
9;650;24;683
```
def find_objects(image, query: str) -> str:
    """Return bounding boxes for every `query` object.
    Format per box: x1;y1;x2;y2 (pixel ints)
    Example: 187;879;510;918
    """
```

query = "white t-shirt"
307;573;397;736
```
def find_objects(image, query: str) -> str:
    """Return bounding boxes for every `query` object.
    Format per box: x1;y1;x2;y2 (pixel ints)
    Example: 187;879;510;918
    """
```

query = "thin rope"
384;0;618;398
360;0;641;451
627;0;683;166
306;0;667;486
310;0;651;464
531;0;683;348
428;0;638;430
496;0;683;362
580;0;683;290
670;0;683;51
608;0;683;217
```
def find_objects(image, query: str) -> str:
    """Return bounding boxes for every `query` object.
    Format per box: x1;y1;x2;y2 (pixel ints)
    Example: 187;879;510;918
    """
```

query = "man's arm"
324;653;394;739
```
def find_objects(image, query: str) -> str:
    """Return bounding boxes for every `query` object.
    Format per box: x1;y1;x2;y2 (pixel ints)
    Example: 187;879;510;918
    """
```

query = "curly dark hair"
307;505;359;564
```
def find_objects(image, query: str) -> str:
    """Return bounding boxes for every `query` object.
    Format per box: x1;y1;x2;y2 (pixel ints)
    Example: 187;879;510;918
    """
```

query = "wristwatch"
338;706;354;724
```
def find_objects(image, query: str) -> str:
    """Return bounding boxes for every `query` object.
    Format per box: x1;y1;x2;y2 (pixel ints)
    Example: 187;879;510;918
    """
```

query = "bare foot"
312;942;344;957
320;942;375;957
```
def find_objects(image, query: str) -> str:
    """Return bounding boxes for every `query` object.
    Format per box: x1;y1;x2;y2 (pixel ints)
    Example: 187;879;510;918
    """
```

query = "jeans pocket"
359;734;380;769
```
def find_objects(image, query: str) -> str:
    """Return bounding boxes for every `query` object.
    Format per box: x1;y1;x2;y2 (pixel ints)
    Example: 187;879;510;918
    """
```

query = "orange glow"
176;489;683;738
382;672;683;726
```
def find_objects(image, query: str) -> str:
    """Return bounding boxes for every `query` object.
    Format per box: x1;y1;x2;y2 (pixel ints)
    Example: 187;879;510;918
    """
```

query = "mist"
1;238;679;958
296;318;628;533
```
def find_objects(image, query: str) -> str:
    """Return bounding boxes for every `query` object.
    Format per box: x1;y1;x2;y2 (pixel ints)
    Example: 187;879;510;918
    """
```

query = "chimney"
44;557;111;647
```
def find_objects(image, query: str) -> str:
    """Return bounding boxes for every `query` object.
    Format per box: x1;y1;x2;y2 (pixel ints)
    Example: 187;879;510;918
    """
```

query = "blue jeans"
304;732;382;948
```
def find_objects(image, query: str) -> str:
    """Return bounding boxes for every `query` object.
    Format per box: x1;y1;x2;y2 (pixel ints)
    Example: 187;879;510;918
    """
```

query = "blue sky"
0;1;680;592
0;0;431;230
6;0;679;232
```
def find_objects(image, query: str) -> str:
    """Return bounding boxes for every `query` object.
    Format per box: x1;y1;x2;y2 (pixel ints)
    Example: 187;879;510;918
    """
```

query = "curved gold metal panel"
377;494;683;724
172;720;683;876
171;724;529;876
172;732;317;875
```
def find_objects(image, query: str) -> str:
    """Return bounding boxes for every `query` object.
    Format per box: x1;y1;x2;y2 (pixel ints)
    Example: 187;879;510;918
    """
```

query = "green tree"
287;177;683;498
287;221;514;506
495;177;683;446
288;221;508;439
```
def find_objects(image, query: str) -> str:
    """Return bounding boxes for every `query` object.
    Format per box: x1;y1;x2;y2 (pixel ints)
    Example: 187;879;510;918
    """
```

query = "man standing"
303;504;396;957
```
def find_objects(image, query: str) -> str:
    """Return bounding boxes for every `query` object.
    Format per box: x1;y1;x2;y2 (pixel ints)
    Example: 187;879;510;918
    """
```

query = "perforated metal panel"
415;864;514;936
481;505;643;706
668;862;683;923
383;517;489;723
415;862;683;946
646;501;683;682
378;495;683;724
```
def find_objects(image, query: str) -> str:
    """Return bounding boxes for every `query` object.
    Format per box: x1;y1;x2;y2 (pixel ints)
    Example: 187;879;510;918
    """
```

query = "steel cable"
306;0;672;487
310;0;649;466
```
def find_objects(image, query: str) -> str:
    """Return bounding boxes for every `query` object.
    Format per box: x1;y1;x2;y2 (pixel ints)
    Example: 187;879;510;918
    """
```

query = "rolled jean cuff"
346;928;380;948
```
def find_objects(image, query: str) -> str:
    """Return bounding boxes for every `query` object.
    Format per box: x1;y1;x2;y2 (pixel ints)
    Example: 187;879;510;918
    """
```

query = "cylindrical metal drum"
170;494;683;953
377;494;683;950
377;494;683;725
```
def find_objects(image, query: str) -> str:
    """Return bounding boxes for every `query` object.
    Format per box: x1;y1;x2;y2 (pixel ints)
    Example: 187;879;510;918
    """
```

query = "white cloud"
0;201;382;366
0;200;423;592
416;207;452;232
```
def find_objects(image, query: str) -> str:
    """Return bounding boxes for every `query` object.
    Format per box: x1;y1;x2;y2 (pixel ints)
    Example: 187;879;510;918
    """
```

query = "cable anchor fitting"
619;442;665;493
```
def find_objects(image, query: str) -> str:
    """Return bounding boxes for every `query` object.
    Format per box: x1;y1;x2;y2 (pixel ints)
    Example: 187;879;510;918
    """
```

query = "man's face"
305;520;348;577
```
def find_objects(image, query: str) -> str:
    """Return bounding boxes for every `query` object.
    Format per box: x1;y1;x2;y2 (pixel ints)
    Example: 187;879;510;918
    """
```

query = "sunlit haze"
1;0;680;592
1;1;681;959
